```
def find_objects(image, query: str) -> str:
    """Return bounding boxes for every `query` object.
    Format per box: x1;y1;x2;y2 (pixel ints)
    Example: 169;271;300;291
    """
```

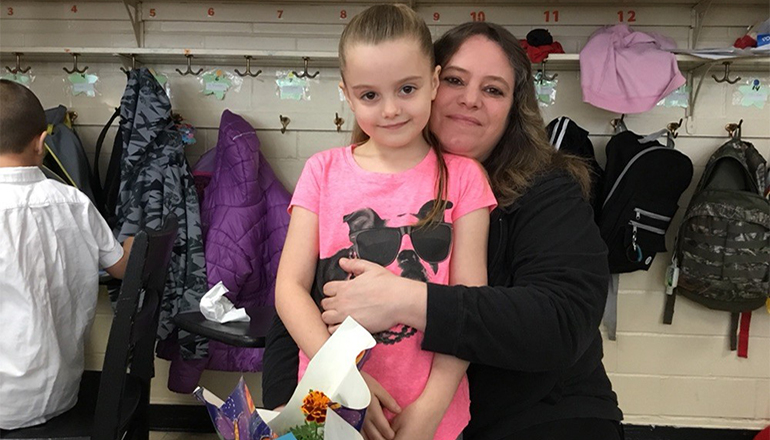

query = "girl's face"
429;36;515;161
341;38;440;151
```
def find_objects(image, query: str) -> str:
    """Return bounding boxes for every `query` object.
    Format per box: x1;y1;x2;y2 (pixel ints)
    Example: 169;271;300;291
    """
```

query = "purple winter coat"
200;109;290;372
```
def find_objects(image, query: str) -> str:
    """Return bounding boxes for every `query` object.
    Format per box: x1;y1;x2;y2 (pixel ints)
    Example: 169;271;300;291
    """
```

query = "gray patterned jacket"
114;68;208;364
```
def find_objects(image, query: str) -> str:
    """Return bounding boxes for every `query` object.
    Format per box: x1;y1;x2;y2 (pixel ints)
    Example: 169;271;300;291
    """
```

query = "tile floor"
149;431;219;440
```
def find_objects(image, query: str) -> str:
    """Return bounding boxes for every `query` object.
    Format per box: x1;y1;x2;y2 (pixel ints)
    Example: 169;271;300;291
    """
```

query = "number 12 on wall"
618;10;637;22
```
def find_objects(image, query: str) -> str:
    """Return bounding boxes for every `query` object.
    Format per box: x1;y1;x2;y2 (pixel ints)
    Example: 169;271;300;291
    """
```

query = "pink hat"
580;24;686;114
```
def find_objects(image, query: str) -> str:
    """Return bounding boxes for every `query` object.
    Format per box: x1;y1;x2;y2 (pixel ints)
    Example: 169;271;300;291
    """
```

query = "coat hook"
67;111;78;124
120;54;137;75
667;118;683;138
63;53;88;74
538;59;557;83
725;119;743;139
176;54;203;76
712;61;741;84
334;112;345;132
279;115;291;134
292;57;319;79
5;53;31;74
235;56;262;78
610;114;627;133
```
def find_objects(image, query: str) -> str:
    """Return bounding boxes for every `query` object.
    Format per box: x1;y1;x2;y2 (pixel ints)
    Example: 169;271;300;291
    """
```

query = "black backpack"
664;135;769;357
597;130;694;273
546;116;604;208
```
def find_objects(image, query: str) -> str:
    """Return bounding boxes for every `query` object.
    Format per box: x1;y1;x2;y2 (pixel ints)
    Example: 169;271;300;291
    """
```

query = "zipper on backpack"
634;208;671;222
629;220;667;235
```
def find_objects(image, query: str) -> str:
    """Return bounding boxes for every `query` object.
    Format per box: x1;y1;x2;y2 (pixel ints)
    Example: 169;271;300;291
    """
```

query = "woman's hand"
361;371;401;440
321;258;427;333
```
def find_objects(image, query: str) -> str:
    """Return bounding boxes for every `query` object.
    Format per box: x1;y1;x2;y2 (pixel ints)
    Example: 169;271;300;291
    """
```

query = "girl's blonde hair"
339;4;448;227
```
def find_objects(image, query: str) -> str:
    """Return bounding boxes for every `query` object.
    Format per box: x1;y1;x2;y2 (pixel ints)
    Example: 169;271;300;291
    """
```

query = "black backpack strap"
93;107;124;223
729;312;740;351
93;108;121;215
663;291;676;324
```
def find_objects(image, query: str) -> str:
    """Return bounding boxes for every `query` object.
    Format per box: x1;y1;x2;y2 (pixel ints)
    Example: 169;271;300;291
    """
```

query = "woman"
263;22;623;440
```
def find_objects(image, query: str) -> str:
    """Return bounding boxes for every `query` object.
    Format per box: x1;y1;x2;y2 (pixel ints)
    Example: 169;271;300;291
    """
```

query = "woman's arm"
324;175;608;372
275;206;329;359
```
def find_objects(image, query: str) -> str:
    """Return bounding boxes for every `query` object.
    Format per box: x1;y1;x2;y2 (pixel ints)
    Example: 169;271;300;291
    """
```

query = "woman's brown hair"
434;22;592;208
339;4;448;227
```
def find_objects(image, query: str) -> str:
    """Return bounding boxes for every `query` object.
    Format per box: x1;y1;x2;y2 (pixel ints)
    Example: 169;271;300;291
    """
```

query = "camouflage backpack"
664;136;769;357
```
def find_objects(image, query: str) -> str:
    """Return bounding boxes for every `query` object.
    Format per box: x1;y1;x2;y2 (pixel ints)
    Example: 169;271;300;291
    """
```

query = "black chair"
173;305;275;348
1;216;178;440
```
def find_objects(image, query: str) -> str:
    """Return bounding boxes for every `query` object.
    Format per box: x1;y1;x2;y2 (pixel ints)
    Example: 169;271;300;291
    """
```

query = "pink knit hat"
580;24;686;114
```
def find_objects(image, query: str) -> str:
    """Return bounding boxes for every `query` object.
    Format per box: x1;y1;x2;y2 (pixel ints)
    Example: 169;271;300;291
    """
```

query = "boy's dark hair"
0;79;47;154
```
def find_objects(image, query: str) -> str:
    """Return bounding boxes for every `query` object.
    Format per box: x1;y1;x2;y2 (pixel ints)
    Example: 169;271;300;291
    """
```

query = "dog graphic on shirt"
314;200;453;345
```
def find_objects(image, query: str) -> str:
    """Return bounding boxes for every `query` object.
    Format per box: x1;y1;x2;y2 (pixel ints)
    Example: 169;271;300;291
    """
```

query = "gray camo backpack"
664;134;769;357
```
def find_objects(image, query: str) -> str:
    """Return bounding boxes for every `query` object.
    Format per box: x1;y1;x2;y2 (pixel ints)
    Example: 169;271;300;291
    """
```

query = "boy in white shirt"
0;79;133;430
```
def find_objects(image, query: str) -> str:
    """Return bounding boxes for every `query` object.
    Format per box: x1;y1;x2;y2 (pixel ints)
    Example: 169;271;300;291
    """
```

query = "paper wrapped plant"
195;317;375;440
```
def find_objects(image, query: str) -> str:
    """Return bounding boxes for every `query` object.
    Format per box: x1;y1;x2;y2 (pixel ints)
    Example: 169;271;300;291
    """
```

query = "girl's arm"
393;208;489;438
275;206;329;359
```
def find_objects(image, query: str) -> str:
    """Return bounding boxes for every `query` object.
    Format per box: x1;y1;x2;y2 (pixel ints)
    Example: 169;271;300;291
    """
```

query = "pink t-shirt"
291;145;496;440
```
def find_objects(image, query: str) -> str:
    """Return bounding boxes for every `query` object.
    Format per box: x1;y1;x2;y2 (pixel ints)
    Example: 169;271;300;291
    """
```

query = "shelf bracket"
691;0;713;49
123;0;144;48
684;61;717;134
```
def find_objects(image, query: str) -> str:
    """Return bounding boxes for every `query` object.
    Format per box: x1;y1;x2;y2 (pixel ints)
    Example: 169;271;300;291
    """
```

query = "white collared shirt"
0;167;123;430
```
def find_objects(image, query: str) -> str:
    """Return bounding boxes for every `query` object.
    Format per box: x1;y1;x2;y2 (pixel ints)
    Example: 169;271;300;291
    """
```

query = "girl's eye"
360;91;377;101
401;85;416;95
442;76;463;86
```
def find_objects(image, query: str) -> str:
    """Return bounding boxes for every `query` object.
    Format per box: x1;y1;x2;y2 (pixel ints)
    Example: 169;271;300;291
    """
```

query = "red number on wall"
277;9;283;18
208;7;215;17
470;11;485;22
7;7;13;16
618;10;637;22
149;8;156;17
433;12;440;21
340;10;347;19
544;10;560;22
71;5;78;13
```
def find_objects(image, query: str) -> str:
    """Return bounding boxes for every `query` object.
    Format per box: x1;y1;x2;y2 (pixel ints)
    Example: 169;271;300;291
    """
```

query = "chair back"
92;216;178;440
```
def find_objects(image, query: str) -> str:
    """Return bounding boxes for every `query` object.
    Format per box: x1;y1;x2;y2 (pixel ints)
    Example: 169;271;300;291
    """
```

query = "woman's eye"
484;87;504;96
442;77;463;86
401;85;416;95
361;92;377;101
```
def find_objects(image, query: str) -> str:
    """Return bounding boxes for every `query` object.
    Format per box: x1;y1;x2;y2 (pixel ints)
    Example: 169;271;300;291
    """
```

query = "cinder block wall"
1;0;768;430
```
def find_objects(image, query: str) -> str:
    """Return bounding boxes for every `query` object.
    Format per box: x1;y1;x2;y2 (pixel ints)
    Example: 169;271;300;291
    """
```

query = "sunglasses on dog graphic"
348;223;453;267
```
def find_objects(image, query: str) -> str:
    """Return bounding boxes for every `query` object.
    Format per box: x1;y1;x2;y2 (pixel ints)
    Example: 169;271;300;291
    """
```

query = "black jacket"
262;171;622;439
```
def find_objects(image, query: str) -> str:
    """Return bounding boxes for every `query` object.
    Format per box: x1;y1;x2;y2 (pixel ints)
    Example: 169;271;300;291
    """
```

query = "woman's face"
429;35;515;161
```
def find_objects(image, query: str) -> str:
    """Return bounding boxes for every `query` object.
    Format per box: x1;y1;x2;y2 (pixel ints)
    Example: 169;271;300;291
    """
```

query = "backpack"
42;105;98;206
664;136;769;357
546;116;604;208
597;130;694;273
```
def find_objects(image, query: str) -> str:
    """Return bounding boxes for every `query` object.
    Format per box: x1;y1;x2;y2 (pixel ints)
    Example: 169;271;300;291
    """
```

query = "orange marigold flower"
301;390;333;424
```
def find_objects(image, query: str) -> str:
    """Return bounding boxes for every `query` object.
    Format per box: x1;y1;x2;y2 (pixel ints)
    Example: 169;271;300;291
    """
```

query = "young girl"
275;5;496;440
